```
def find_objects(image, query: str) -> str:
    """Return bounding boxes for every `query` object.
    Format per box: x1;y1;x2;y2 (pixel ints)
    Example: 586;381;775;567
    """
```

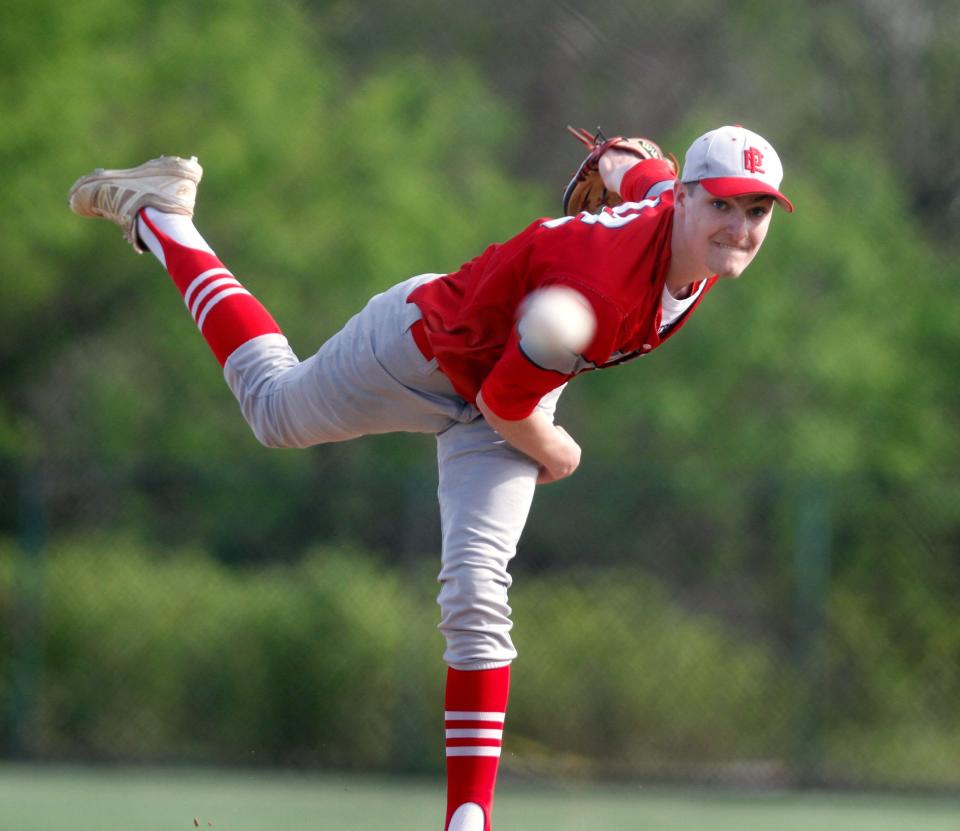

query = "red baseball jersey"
408;159;718;419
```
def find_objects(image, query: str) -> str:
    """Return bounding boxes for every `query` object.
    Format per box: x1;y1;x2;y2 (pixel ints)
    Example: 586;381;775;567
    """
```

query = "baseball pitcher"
68;124;792;831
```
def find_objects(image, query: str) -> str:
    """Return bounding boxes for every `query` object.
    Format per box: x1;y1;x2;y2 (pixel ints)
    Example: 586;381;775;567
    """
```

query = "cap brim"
700;177;794;213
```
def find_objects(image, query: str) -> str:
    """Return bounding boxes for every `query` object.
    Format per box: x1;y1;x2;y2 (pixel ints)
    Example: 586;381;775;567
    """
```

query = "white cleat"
68;155;203;253
448;802;485;831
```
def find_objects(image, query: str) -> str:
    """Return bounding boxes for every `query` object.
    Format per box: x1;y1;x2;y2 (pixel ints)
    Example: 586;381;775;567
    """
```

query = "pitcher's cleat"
68;155;203;253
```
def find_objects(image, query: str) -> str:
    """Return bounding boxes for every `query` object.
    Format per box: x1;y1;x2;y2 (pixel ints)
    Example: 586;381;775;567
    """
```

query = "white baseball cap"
681;125;794;212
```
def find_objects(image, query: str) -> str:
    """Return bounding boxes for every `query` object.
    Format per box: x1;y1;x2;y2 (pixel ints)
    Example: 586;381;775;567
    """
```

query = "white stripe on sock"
445;729;503;740
444;711;505;723
197;287;252;330
446;747;502;757
184;268;234;309
190;276;242;319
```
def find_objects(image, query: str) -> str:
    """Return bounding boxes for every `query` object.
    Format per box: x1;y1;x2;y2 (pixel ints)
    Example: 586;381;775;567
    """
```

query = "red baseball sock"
138;208;282;366
444;665;510;831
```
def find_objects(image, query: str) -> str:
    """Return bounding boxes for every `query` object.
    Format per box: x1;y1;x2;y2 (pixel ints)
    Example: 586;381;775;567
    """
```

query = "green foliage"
0;539;791;773
2;0;959;789
15;538;443;766
3;0;958;575
2;538;957;785
511;573;794;774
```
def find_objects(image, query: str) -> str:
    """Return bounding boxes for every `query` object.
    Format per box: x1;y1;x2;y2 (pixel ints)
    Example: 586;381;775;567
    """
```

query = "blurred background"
1;0;959;818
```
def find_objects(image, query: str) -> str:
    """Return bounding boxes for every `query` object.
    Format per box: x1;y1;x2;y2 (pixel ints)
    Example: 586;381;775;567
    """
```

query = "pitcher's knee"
250;419;305;449
242;402;305;449
239;389;330;449
437;572;517;665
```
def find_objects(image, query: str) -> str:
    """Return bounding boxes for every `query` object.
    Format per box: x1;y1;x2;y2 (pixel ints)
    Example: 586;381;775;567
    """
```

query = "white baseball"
519;286;596;355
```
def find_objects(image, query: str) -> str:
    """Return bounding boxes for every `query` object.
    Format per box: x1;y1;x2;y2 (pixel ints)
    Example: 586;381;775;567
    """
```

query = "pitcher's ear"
674;180;689;211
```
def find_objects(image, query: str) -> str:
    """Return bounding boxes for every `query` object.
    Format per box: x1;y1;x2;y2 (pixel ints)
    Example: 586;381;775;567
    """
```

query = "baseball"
519;285;596;355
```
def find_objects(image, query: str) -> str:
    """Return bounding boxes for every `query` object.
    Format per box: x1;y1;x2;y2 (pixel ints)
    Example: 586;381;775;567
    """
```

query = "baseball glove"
562;126;676;215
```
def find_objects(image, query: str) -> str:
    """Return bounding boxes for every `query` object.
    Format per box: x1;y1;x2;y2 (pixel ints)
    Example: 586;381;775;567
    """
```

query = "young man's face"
675;184;775;279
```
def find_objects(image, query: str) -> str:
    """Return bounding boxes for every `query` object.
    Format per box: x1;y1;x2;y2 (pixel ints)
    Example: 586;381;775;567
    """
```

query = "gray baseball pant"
223;274;564;669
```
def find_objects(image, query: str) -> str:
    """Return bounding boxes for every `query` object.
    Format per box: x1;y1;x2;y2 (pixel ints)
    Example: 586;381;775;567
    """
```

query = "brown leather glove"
562;126;676;215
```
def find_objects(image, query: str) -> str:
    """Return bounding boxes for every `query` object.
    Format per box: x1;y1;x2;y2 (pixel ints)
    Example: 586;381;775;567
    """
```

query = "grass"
0;763;958;830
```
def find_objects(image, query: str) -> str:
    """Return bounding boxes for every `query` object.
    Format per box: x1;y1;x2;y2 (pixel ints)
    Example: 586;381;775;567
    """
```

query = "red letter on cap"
744;147;765;174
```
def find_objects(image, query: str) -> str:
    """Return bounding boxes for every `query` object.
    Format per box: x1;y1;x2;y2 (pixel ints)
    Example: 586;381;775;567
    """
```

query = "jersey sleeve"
478;280;622;421
478;333;572;420
620;158;677;204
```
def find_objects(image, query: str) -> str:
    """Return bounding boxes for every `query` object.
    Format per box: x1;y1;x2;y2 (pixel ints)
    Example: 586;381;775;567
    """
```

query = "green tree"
0;0;542;560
